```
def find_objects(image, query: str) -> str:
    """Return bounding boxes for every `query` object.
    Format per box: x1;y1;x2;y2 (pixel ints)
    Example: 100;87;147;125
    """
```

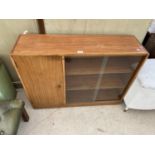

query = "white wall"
0;19;39;80
45;19;151;43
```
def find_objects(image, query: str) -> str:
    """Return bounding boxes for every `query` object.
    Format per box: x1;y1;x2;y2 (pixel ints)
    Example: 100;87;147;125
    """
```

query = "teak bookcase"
11;34;148;108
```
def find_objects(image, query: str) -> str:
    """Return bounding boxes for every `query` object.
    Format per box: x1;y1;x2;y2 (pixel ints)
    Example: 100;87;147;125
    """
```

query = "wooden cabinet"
11;34;148;108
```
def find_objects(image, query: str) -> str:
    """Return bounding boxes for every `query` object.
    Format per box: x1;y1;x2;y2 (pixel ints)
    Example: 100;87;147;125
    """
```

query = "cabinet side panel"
12;55;65;108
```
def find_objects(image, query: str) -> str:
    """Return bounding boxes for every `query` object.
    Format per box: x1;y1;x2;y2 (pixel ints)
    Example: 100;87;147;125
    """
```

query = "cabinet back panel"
12;56;65;108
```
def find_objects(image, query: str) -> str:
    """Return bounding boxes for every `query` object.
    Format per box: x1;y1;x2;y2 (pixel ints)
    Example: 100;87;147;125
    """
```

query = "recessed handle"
57;84;61;88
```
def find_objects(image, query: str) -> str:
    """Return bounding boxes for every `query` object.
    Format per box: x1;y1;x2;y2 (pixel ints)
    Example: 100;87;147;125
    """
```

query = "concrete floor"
17;89;155;135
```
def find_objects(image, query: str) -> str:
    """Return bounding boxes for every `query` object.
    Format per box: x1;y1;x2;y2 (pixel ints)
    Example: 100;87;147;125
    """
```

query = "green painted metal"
0;62;16;102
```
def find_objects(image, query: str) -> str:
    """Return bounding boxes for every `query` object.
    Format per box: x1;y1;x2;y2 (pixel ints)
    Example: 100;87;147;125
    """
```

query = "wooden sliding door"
12;56;65;108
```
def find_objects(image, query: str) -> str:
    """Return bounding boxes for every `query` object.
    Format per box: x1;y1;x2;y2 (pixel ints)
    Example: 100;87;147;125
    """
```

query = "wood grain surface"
12;55;65;108
11;34;148;56
11;34;148;108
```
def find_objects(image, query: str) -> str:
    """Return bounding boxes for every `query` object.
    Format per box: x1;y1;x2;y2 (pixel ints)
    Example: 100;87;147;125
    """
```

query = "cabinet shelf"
65;57;133;76
67;89;122;103
66;74;130;91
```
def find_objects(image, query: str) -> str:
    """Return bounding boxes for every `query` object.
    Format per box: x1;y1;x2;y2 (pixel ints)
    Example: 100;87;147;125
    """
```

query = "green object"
0;60;25;135
0;100;24;135
0;62;16;102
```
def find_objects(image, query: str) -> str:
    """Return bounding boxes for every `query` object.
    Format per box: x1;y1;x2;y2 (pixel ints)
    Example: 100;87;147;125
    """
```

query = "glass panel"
65;56;142;104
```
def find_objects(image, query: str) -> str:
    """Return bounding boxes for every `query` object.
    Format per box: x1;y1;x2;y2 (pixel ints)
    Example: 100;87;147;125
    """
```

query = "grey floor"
17;89;155;135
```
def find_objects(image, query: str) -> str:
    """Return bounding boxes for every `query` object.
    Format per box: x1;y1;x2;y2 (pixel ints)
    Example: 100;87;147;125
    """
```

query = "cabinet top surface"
11;34;148;56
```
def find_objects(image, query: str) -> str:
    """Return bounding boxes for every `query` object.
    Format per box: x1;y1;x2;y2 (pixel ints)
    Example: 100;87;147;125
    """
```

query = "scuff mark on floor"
97;128;105;133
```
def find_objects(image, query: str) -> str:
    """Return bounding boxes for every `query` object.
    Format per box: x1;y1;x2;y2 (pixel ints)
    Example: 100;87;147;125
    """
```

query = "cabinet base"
31;100;122;109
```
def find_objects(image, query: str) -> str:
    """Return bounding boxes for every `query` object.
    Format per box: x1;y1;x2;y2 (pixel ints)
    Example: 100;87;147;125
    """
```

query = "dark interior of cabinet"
143;32;155;58
65;56;141;104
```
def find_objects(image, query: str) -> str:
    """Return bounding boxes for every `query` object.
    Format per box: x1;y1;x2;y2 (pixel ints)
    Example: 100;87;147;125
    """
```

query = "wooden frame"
10;34;149;108
37;19;46;34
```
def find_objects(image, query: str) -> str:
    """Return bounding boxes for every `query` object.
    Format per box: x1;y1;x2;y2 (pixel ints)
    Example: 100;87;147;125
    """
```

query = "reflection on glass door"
65;56;141;104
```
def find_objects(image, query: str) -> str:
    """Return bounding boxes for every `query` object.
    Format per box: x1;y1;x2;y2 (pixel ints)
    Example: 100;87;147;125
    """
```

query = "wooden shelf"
66;74;130;91
96;89;122;101
65;57;133;76
67;89;122;103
